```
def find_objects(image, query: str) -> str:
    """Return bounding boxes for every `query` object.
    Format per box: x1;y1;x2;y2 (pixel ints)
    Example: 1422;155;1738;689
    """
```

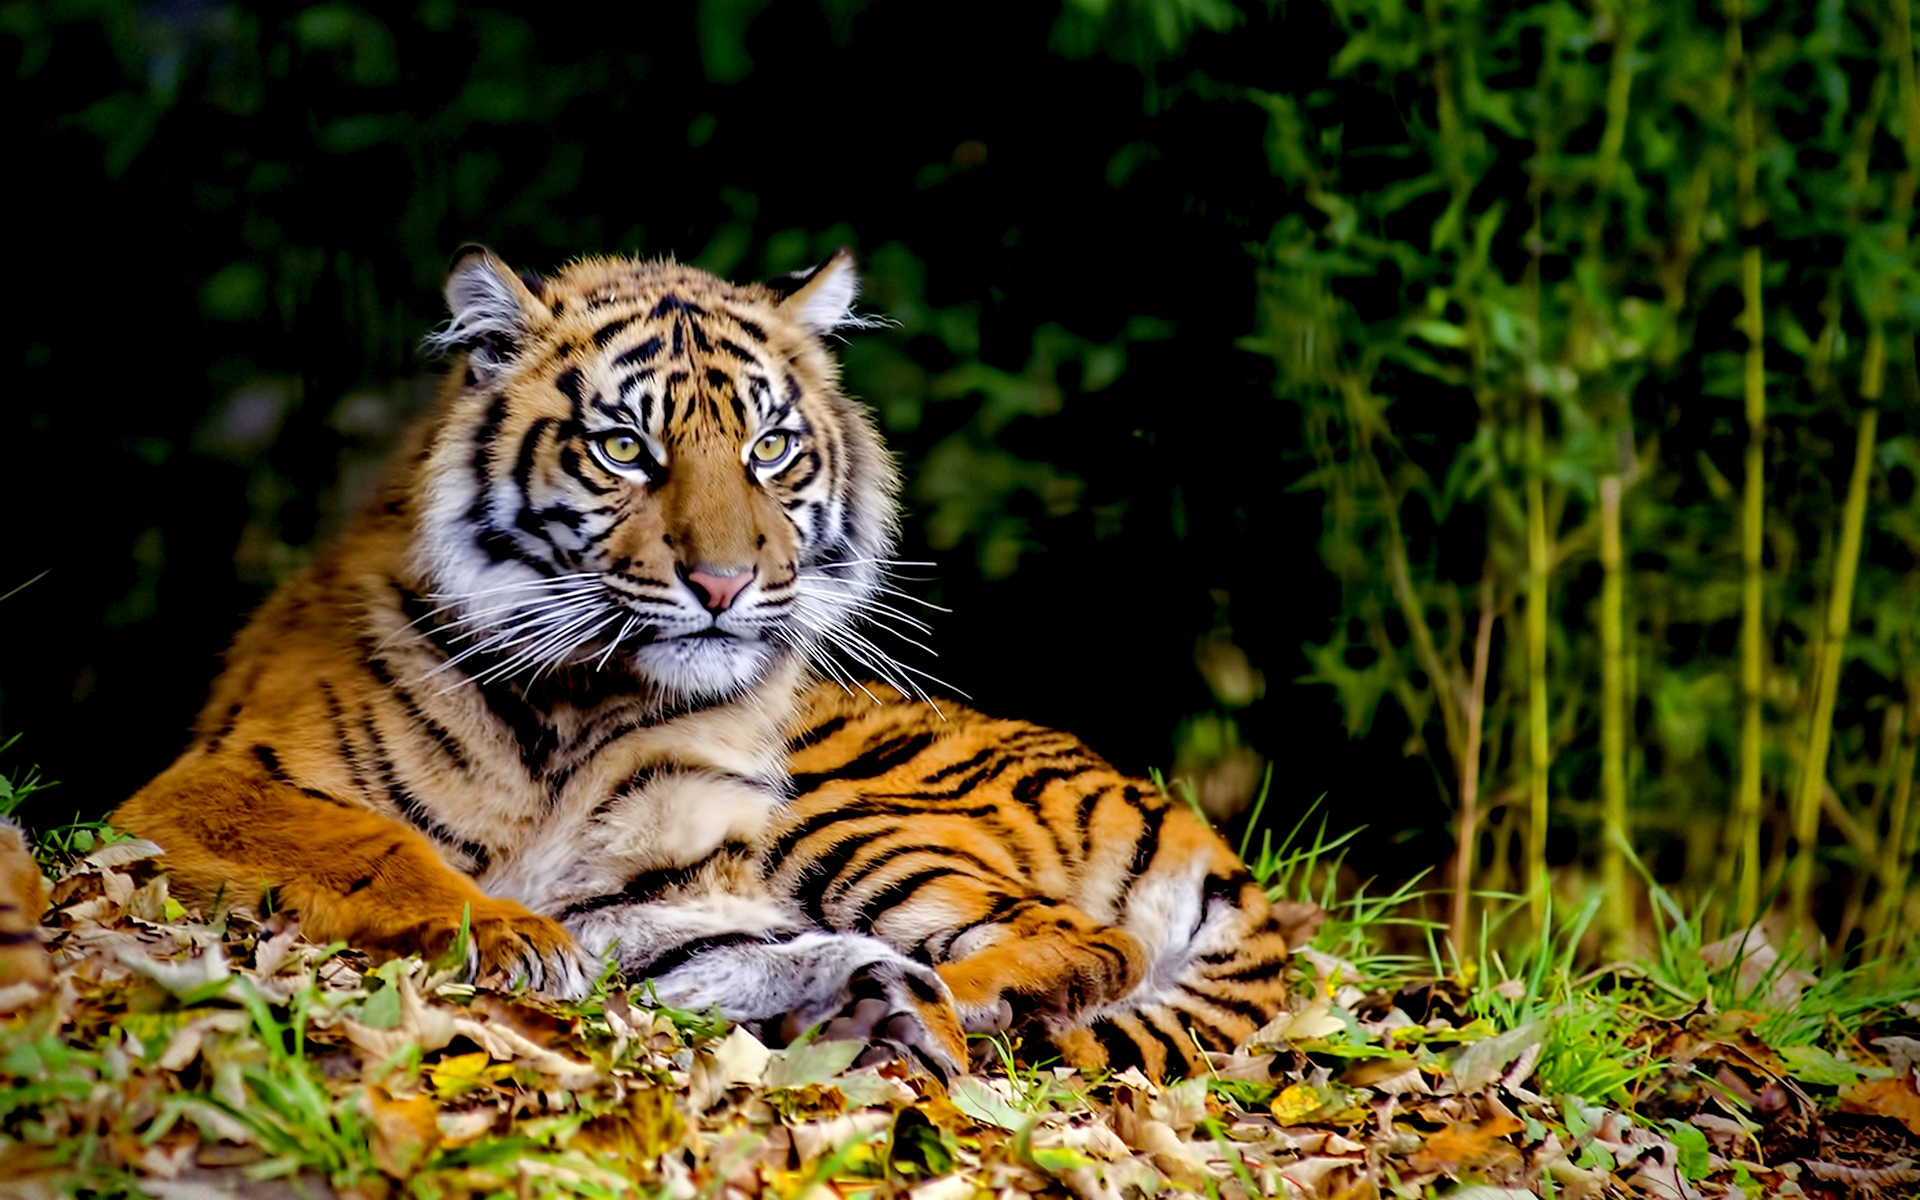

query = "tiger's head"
414;247;901;702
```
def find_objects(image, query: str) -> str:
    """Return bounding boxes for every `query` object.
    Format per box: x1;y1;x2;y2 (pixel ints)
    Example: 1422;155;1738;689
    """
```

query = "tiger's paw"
778;962;967;1081
407;900;589;999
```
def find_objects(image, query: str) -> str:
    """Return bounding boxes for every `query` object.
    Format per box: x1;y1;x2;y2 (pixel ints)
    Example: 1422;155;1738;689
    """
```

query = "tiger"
112;243;1307;1080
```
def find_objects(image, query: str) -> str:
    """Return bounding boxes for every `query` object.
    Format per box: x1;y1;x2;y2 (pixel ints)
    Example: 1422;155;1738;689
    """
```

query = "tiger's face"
413;248;899;702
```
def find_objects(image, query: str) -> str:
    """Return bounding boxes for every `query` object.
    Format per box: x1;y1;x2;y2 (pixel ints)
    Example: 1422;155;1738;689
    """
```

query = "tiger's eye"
599;432;644;464
751;431;791;464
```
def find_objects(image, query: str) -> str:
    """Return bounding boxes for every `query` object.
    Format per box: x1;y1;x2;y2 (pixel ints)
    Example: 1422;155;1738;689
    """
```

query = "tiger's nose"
682;564;755;613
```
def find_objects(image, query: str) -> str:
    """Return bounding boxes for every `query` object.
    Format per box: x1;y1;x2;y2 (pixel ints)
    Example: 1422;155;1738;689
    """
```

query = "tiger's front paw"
778;961;967;1081
407;899;589;999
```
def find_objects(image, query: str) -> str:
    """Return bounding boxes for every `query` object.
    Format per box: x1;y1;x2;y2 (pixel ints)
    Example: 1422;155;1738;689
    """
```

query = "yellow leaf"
573;1087;684;1170
1272;1083;1325;1125
426;1051;513;1098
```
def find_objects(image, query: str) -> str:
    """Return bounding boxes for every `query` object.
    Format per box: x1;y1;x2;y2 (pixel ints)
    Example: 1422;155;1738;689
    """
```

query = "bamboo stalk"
1868;0;1918;951
1878;356;1920;949
1598;475;1629;950
1525;395;1550;932
1451;572;1497;962
1729;0;1767;928
1789;335;1884;927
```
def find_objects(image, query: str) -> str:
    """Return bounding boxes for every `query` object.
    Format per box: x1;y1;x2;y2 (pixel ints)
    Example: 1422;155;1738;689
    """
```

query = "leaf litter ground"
3;839;1919;1198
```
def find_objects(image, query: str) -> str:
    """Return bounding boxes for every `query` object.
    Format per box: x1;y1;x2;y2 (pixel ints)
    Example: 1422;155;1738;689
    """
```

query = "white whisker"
594;616;640;671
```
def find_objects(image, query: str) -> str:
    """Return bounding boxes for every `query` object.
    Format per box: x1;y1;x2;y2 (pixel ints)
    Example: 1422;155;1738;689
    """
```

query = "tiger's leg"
562;894;966;1079
115;758;586;996
825;864;1150;1035
1053;877;1308;1081
933;900;1149;1035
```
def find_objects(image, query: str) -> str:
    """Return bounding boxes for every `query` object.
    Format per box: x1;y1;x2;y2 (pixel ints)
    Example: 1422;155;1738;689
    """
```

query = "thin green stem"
1599;475;1630;951
1526;395;1550;933
1729;0;1767;928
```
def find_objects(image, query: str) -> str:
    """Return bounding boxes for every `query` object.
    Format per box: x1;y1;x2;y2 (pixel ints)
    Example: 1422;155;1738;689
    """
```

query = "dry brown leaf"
363;1086;440;1177
1699;930;1816;1009
1840;1076;1920;1135
156;1011;248;1071
1408;1113;1525;1174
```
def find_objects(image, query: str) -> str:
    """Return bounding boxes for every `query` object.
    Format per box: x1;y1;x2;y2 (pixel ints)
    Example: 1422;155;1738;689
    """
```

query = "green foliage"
1250;0;1920;944
0;734;51;822
1469;889;1660;1105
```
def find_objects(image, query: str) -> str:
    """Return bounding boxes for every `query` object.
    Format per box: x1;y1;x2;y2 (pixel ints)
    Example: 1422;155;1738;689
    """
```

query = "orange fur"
0;819;50;991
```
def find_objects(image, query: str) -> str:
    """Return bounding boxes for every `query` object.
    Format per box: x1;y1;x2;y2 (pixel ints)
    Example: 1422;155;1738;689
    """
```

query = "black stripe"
827;841;1014;896
1090;1019;1145;1075
729;313;768;342
851;867;960;932
794;828;894;924
251;744;342;804
592;316;633;348
788;731;937;796
1209;954;1291;983
558;446;616;495
614;336;663;367
1180;983;1273;1027
358;705;489;871
553;368;588;420
617;368;656;402
764;799;1001;866
470;393;509;486
1076;787;1106;855
1125;802;1168;880
1012;765;1094;804
1141;1008;1198;1075
359;644;469;772
651;294;709;320
924;748;994;784
561;843;747;916
513;417;556;500
717;337;757;364
640;930;766;978
320;683;367;798
786;714;850;753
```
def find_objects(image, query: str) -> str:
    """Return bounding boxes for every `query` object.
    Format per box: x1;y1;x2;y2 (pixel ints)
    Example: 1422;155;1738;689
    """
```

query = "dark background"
4;2;1443;869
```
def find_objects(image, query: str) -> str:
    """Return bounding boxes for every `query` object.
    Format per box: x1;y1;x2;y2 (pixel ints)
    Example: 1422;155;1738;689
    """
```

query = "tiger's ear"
427;244;545;381
769;249;872;337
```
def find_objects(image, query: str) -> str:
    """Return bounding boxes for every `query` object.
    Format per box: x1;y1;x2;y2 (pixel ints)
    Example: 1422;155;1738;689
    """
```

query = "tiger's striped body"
114;245;1302;1081
774;685;1300;1079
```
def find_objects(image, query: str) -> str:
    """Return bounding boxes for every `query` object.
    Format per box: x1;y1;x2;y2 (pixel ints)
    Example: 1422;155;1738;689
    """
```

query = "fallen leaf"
951;1075;1030;1131
1873;1036;1920;1078
1698;930;1815;1009
116;943;229;997
765;1034;863;1090
574;1086;684;1167
1409;1113;1525;1174
363;1086;439;1177
425;1051;514;1098
1448;1021;1544;1094
1777;1044;1874;1087
1841;1076;1920;1135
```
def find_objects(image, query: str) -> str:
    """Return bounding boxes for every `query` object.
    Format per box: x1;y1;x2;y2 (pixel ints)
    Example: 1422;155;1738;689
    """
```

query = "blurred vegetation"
3;0;1916;953
1250;0;1920;951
